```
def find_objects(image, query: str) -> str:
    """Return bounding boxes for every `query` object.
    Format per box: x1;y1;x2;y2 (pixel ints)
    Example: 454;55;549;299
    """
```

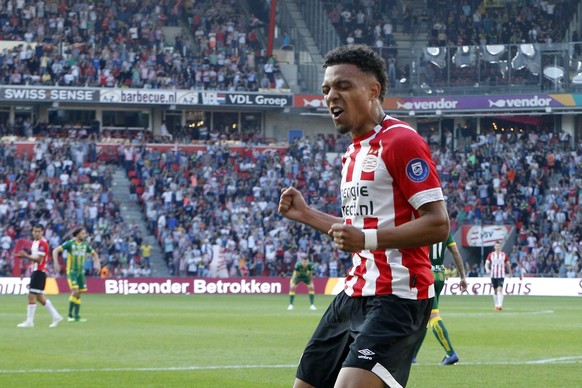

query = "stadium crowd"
428;122;581;278
326;0;577;48
324;0;580;88
0;137;153;278
0;0;285;91
425;0;579;47
0;121;581;279
0;0;579;278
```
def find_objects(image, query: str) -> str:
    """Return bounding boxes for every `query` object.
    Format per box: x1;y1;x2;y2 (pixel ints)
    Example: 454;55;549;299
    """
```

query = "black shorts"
296;291;432;388
29;270;47;294
491;277;505;289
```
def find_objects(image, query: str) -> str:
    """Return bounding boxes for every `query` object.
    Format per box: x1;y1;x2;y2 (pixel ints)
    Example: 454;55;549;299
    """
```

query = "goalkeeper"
287;254;316;311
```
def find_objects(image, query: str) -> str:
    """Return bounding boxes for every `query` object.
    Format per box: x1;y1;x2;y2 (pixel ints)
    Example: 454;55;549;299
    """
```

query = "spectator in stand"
0;0;286;92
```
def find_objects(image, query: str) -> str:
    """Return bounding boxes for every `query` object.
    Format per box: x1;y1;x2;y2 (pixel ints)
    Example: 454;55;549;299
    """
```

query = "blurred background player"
53;227;101;322
17;224;63;328
485;242;512;310
412;232;468;365
288;253;316;310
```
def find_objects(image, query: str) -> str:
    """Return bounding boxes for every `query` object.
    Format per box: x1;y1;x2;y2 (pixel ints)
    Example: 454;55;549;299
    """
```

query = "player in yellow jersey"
53;227;101;322
412;233;467;365
288;255;316;310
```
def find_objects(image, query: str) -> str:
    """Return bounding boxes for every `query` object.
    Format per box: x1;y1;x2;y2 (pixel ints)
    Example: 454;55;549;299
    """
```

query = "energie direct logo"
406;158;429;182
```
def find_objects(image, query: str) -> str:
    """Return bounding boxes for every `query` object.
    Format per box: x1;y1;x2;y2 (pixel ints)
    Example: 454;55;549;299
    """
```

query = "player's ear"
369;81;381;101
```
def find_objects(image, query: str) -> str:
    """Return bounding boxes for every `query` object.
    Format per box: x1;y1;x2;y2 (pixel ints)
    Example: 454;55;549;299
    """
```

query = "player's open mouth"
331;107;344;119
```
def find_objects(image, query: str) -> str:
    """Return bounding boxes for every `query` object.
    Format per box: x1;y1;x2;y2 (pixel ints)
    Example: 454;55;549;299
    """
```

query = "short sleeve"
383;129;443;209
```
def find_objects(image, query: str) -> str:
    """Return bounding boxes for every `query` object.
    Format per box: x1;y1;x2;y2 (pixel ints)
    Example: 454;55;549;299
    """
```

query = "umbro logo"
358;349;375;356
357;349;375;360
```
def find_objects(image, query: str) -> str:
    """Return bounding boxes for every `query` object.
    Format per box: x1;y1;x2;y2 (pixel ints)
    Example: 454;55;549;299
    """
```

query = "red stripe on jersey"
390;177;430;298
362;218;394;294
362;218;377;230
343;218;368;296
487;252;508;278
345;141;362;183
31;238;50;272
350;261;367;297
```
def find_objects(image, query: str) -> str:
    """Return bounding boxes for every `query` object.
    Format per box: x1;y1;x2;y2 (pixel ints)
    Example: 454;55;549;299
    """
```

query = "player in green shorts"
412;232;467;365
53;227;101;322
288;254;316;310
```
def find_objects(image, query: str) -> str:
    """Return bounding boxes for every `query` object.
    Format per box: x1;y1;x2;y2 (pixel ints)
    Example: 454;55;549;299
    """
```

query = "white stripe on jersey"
31;240;45;272
488;252;508;278
382;122;417;133
360;254;380;296
344;257;360;297
387;249;418;299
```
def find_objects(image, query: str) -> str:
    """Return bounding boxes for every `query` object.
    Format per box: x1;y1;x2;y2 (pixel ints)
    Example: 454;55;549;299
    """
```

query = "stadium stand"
0;0;285;91
1;128;579;279
0;0;580;280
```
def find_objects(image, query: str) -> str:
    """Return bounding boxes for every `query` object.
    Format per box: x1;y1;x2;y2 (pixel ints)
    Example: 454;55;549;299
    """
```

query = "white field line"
2;357;582;374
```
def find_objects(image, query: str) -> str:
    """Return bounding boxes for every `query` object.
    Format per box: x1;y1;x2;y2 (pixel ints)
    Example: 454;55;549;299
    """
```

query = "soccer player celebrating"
278;44;449;388
288;253;316;310
485;241;512;310
412;233;468;365
17;224;63;328
53;227;101;322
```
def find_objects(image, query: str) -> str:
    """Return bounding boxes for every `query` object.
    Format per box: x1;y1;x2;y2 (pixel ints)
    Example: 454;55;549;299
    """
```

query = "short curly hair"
322;44;388;101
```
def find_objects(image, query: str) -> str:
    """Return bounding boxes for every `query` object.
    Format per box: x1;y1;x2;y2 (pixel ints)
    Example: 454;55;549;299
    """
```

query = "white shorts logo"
357;348;375;360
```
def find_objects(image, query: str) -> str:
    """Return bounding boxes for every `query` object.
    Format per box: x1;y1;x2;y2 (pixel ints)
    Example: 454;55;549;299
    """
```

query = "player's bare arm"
92;251;101;273
52;245;64;273
52;246;63;264
329;200;449;252
16;250;41;262
278;186;342;234
53;256;61;274
449;243;468;292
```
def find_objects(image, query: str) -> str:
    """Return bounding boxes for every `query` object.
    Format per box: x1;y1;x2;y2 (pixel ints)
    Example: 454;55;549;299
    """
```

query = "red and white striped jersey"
487;251;509;278
341;115;443;300
30;238;50;272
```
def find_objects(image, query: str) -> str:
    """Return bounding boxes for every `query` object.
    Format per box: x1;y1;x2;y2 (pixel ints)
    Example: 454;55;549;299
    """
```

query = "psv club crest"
362;147;380;172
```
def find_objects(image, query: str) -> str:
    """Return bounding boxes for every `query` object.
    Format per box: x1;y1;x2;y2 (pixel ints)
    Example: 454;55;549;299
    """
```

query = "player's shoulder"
380;116;417;133
378;116;422;142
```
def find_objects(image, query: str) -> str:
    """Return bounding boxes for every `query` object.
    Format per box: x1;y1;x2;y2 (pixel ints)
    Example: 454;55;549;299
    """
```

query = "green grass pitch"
1;294;581;387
